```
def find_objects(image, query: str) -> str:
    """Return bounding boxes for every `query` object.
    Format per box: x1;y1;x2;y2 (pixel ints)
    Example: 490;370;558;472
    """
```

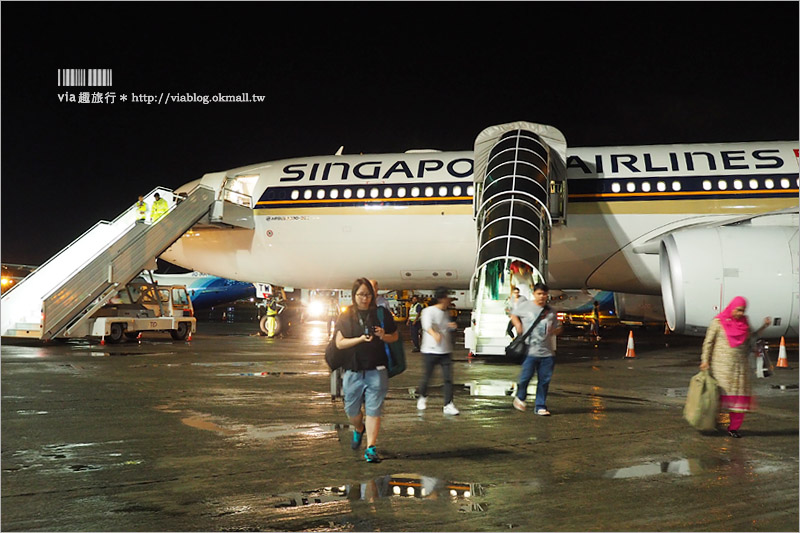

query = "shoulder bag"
378;306;406;377
504;305;549;364
324;309;352;371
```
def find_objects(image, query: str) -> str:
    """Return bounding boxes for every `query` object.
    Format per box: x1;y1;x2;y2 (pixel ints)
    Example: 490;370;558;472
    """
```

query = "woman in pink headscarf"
700;296;771;437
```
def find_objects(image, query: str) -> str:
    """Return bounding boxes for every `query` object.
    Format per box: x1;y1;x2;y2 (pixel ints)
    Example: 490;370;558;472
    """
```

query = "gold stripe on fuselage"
254;193;797;216
256;204;473;216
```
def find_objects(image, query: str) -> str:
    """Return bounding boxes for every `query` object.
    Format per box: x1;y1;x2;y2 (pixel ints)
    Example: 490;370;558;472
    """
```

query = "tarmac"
2;319;798;532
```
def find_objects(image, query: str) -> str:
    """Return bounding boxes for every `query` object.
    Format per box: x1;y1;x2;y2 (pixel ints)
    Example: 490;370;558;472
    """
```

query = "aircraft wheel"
108;323;124;344
170;322;190;341
259;315;281;337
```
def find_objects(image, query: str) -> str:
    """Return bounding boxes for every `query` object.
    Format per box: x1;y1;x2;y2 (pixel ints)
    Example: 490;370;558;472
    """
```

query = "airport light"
306;300;325;318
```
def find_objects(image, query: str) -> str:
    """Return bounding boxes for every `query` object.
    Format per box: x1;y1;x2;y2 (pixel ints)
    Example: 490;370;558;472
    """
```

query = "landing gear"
259;315;281;337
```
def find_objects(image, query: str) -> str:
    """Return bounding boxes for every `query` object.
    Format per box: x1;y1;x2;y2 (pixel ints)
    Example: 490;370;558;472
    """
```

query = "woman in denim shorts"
335;278;398;463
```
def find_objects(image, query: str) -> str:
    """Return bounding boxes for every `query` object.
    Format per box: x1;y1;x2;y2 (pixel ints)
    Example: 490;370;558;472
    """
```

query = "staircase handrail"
2;186;174;300
41;184;214;338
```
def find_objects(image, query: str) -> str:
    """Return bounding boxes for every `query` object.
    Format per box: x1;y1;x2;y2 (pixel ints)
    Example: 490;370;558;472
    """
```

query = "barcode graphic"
57;69;113;87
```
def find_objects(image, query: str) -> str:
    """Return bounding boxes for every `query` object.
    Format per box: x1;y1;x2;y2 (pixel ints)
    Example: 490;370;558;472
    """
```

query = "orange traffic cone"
776;337;789;368
624;330;636;358
100;336;106;346
187;331;192;342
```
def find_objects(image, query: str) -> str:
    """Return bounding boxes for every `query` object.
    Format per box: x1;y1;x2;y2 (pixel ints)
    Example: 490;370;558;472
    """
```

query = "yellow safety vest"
151;198;168;221
136;201;147;220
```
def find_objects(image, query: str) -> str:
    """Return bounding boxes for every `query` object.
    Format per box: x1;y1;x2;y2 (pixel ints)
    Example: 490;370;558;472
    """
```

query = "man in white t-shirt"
416;287;460;415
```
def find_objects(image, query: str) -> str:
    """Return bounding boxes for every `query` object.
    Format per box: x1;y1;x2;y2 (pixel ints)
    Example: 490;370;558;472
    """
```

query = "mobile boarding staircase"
1;181;252;342
464;122;568;356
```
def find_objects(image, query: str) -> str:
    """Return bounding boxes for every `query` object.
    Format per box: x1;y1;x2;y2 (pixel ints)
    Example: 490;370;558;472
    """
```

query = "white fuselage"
163;142;799;292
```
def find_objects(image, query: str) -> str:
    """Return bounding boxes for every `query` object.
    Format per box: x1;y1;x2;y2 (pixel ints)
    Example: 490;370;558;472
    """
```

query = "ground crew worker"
151;193;169;222
265;297;284;338
327;296;339;339
136;196;148;223
407;295;423;352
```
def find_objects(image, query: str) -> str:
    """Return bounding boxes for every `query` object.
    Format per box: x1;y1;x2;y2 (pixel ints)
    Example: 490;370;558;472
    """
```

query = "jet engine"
660;225;798;338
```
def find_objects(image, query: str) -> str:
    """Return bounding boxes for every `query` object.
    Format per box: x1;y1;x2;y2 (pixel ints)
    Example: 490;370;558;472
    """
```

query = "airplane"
148;121;798;350
146;271;257;310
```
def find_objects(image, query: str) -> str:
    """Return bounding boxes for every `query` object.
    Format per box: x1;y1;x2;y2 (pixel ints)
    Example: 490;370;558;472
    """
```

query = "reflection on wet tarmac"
276;474;485;511
604;458;727;478
589;385;606;423
465;379;536;397
166;407;346;442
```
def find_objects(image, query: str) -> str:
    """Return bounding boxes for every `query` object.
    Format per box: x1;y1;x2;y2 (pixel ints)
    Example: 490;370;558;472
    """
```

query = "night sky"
2;2;798;266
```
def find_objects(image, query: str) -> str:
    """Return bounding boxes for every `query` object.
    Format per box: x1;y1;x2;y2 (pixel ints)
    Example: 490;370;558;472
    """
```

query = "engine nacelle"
660;225;798;338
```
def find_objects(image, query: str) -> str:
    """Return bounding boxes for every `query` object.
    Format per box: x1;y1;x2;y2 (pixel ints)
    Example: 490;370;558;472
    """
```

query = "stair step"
15;323;42;330
477;336;511;347
5;329;42;338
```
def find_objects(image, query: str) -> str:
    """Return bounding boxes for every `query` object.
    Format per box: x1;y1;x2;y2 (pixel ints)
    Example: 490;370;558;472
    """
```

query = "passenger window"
291;190;300;200
611;182;621;193
398;187;407;197
717;180;728;190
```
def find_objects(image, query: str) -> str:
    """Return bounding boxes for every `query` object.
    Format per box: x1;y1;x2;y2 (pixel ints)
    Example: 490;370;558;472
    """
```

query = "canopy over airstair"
1;185;221;341
466;122;568;355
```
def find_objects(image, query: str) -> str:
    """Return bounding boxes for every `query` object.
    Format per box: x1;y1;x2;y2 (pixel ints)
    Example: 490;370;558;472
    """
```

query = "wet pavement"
2;321;798;531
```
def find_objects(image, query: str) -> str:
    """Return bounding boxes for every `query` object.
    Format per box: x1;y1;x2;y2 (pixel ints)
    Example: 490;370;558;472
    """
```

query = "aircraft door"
222;174;259;208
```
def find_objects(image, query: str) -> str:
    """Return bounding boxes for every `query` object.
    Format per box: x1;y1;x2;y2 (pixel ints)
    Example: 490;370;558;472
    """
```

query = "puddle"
191;362;257;367
604;458;727;479
69;464;101;472
275;474;485;509
181;416;240;436
226;371;327;377
665;387;688;397
465;379;536;397
16;410;48;415
167;407;345;442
